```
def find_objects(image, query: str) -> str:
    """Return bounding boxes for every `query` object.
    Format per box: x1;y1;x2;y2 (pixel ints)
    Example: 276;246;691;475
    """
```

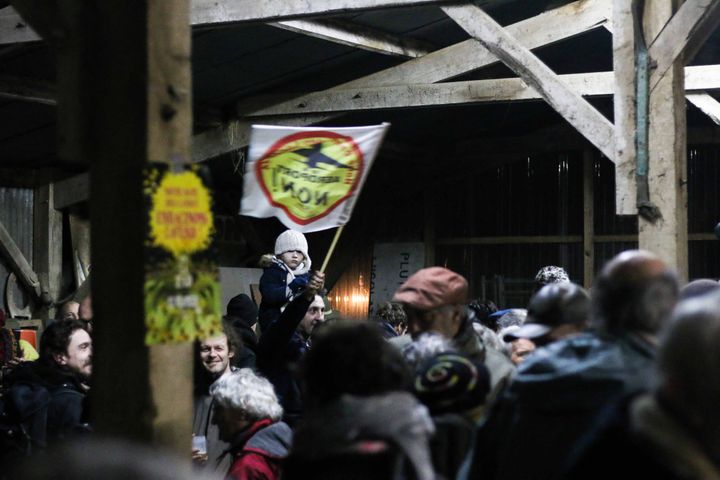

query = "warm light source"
330;273;369;319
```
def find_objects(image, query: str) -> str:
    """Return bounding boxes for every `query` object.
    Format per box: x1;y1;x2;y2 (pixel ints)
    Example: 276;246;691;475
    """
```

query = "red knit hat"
393;267;468;310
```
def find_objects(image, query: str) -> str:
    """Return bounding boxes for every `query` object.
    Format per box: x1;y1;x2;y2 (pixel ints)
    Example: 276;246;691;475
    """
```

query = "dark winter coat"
256;294;312;425
224;418;292;480
473;331;656;480
258;259;309;333
6;360;89;450
561;393;720;480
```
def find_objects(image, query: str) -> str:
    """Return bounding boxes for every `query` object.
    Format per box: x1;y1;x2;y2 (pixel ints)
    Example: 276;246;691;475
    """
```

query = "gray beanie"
274;230;311;274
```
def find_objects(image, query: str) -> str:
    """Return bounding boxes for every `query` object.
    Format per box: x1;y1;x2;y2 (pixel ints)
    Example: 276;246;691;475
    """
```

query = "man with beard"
6;319;92;451
193;321;239;473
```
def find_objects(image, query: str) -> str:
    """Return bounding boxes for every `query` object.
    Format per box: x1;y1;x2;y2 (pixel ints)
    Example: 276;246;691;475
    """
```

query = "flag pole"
319;225;345;273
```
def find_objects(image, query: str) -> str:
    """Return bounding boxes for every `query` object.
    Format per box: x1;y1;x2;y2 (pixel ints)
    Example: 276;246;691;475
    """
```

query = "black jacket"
7;360;89;450
258;261;309;332
257;294;312;425
474;332;656;480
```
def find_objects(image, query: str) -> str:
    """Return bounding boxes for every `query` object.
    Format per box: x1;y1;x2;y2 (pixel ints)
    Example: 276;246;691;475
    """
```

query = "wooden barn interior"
0;0;719;449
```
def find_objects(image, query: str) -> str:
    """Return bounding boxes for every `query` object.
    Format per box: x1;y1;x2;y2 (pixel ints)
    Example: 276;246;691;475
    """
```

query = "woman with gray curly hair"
211;369;292;480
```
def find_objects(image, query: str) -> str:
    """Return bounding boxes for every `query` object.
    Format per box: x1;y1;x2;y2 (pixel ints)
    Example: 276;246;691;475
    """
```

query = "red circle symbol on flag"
255;131;365;225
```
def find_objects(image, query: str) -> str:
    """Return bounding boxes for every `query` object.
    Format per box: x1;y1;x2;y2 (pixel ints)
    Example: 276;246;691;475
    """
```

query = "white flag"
240;123;389;233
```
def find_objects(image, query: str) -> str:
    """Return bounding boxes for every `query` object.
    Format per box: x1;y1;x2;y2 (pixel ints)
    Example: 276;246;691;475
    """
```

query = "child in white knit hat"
257;229;312;332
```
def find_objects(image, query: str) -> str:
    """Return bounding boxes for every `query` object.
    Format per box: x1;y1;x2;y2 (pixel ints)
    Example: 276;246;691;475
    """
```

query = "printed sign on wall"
369;242;425;315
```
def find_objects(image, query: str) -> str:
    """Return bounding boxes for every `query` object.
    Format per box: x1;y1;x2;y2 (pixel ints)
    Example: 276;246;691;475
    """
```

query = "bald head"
592;250;678;336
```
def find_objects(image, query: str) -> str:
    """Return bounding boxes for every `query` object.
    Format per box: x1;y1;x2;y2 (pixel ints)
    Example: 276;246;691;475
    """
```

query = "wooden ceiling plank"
191;0;453;25
2;1;448;47
195;0;611;161
271;18;434;58
441;3;615;161
648;0;720;92
0;73;56;105
340;0;611;88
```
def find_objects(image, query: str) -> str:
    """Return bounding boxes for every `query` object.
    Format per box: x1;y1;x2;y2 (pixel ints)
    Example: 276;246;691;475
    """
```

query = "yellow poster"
144;165;221;345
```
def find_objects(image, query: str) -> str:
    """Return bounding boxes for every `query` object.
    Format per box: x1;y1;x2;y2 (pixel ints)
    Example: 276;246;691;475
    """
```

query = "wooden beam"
325;0;612;89
687;92;720;125
236;65;720;116
612;0;637;215
1;1;446;46
0;74;55;104
0;5;40;45
0;218;41;298
15;63;720;118
271;19;434;58
33;183;62;317
191;0;452;25
441;4;615;161
55;0;194;451
649;0;720;92
196;0;612;160
638;0;688;281
53;172;90;209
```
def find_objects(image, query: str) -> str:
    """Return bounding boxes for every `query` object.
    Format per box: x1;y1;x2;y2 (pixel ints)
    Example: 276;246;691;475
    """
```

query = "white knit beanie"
274;230;311;273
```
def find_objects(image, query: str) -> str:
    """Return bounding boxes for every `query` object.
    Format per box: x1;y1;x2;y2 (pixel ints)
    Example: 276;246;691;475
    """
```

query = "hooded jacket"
258;256;310;333
224;418;292;480
474;331;656;480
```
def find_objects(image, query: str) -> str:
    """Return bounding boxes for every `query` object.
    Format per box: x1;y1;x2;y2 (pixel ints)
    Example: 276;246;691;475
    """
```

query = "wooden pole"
320;225;345;273
638;0;689;281
33;183;62;319
51;0;193;452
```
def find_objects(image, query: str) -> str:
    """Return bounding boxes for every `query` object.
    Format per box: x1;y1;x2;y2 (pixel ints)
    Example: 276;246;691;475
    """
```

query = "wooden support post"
582;150;595;288
638;0;688;280
613;0;637;215
52;0;193;451
33;184;62;319
68;214;90;290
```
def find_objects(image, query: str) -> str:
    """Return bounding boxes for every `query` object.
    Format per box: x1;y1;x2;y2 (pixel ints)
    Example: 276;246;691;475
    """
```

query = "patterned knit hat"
534;265;570;288
414;352;490;415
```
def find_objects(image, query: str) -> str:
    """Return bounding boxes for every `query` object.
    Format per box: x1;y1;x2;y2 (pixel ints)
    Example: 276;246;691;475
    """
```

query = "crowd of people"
2;228;720;480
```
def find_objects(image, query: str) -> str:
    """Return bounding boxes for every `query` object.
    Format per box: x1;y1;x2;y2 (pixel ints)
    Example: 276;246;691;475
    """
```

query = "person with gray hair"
210;369;292;480
561;290;720;479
